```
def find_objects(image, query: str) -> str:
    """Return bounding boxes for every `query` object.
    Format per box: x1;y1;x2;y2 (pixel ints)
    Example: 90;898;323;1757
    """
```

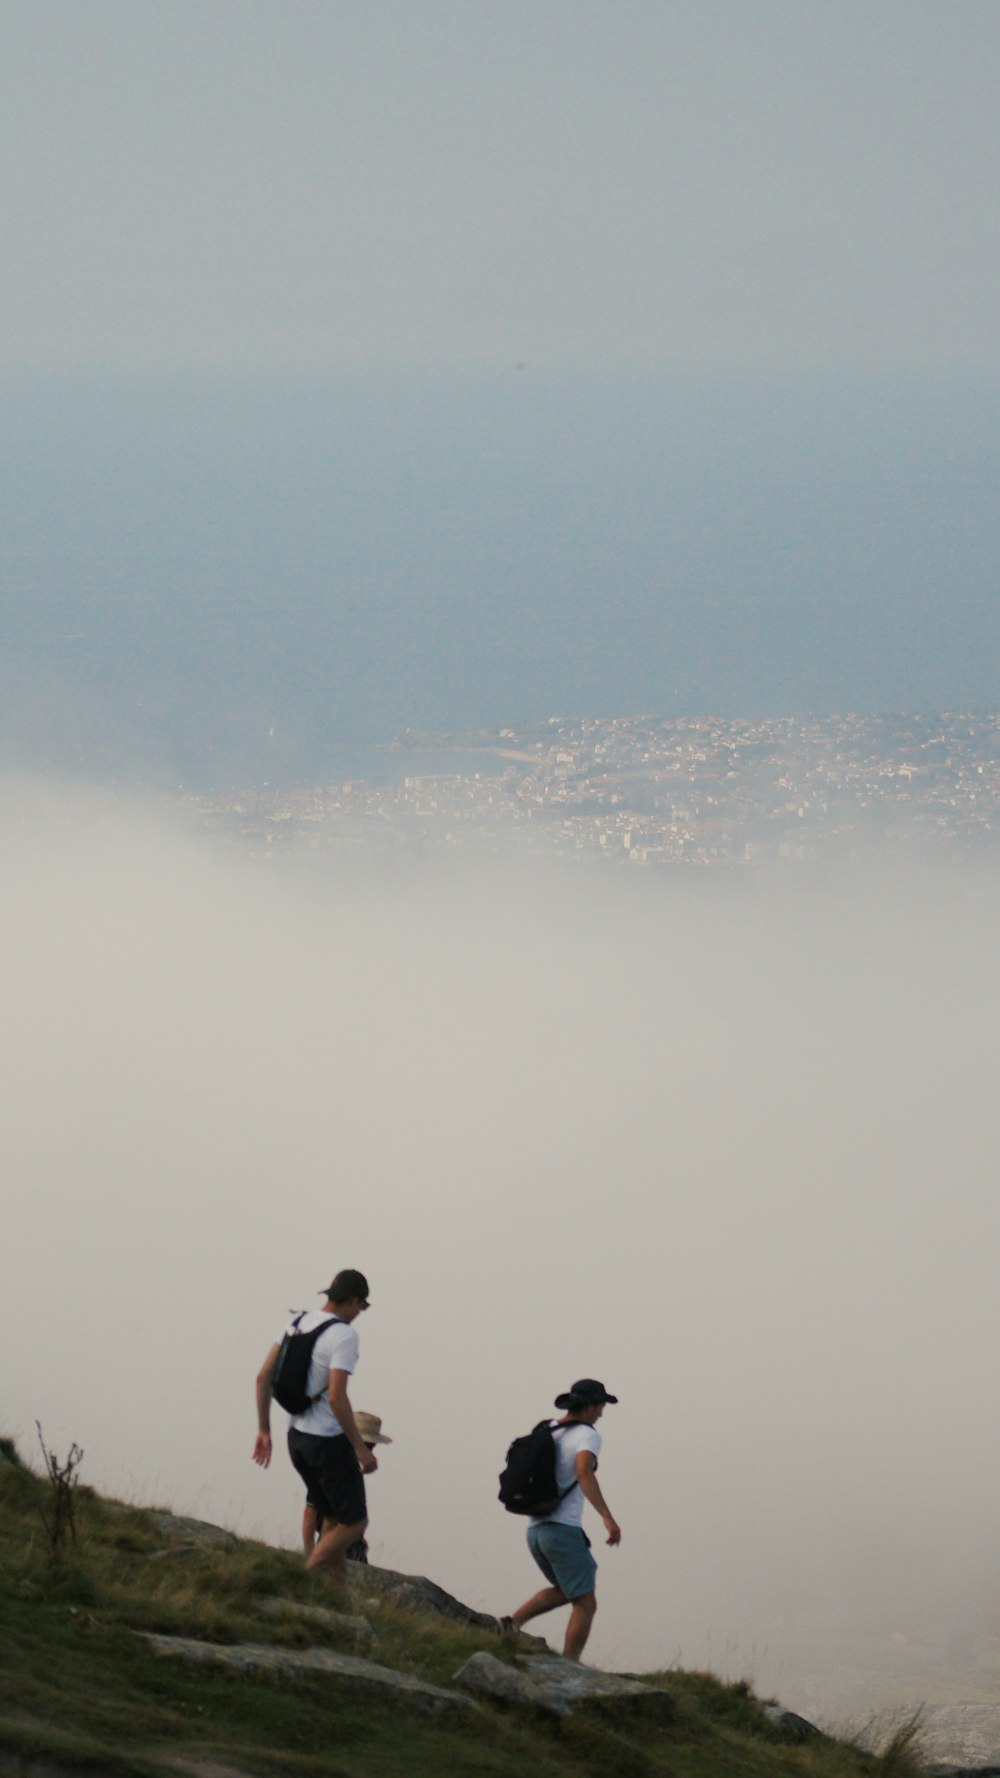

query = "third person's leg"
306;1518;367;1589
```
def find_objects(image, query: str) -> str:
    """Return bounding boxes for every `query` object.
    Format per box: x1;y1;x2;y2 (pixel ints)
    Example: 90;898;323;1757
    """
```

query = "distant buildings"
185;711;1000;871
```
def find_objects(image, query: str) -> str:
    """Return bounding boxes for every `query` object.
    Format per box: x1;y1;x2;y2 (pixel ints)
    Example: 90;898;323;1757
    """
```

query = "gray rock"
348;1564;497;1629
146;1513;237;1549
453;1650;674;1720
142;1633;478;1715
255;1598;374;1644
761;1703;822;1739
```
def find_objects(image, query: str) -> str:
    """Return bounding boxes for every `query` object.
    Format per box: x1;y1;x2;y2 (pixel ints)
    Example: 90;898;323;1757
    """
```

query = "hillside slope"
0;1440;922;1778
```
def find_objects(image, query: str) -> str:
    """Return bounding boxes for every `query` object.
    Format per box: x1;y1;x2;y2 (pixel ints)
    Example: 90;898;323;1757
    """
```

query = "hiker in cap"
506;1379;621;1661
254;1268;376;1588
303;1411;392;1564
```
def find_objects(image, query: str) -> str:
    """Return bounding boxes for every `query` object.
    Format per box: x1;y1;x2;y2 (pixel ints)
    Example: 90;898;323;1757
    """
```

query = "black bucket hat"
554;1378;619;1409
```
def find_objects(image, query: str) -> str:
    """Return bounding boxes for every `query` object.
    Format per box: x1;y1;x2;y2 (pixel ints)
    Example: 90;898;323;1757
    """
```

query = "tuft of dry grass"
848;1708;927;1777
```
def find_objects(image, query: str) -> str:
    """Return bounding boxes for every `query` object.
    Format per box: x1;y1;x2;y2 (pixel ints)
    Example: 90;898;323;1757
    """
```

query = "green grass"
0;1441;927;1778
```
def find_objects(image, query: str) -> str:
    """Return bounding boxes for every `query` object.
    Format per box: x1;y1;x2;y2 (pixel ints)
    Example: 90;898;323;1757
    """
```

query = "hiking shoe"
494;1614;516;1635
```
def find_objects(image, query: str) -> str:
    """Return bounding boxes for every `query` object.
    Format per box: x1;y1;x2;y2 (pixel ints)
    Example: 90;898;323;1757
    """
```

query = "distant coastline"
184;709;1000;872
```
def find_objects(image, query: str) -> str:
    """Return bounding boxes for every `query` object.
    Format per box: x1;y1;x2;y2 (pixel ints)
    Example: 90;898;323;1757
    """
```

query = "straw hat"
355;1411;392;1445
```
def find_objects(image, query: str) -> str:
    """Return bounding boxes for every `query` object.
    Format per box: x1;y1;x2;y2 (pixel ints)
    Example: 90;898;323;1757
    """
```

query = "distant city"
184;711;1000;870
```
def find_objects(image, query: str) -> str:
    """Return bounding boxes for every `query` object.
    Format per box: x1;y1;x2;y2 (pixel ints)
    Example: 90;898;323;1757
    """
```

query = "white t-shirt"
530;1420;602;1529
280;1309;360;1437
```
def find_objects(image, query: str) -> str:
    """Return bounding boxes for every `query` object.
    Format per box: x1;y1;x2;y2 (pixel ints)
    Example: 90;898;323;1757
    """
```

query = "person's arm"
253;1342;281;1467
329;1369;378;1474
576;1450;621;1545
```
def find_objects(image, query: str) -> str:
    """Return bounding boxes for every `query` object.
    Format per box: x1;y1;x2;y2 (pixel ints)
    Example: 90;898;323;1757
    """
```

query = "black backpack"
498;1420;573;1516
270;1313;343;1416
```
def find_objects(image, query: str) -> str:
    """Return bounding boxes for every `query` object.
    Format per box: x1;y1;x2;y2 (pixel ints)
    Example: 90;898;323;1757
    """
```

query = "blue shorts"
527;1522;597;1601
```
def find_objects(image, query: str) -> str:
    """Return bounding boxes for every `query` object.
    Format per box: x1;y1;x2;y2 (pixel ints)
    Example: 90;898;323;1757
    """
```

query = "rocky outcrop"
145;1513;237;1550
142;1633;478;1715
255;1597;374;1645
761;1704;822;1739
348;1563;498;1629
453;1650;674;1720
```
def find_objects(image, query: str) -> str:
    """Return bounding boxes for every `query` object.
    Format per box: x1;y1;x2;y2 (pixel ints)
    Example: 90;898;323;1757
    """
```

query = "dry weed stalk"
35;1421;84;1554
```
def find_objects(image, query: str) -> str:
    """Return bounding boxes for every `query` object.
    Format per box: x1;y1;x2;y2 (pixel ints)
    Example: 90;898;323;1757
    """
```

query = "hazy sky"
2;2;999;768
3;0;1000;375
2;367;999;777
4;780;1000;1717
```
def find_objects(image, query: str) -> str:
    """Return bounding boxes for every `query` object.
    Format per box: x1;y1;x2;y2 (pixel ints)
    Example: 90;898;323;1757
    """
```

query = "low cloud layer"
3;776;999;1714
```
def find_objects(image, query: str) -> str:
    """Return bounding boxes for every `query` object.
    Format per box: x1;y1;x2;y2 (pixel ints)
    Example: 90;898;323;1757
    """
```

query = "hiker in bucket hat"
503;1379;621;1661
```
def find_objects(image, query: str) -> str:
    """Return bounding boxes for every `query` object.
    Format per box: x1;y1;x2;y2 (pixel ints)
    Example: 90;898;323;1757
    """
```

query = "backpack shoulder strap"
304;1315;346;1404
549;1419;588;1499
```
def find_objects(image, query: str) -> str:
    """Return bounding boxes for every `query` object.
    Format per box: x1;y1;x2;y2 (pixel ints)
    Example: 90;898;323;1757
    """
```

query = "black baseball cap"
554;1378;618;1409
320;1268;370;1305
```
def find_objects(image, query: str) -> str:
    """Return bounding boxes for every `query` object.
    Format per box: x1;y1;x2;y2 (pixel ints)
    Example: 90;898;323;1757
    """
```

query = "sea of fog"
3;773;1000;1730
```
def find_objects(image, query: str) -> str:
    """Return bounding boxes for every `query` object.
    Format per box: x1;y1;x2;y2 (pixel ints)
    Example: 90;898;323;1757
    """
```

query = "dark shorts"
288;1429;367;1529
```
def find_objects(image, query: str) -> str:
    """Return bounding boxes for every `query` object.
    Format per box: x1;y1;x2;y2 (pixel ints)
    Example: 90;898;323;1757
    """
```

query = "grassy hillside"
0;1439;924;1778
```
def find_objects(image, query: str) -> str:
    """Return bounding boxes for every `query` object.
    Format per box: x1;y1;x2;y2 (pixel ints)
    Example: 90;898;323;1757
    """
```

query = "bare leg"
306;1519;367;1589
563;1592;597;1662
302;1504;319;1555
510;1584;567;1626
